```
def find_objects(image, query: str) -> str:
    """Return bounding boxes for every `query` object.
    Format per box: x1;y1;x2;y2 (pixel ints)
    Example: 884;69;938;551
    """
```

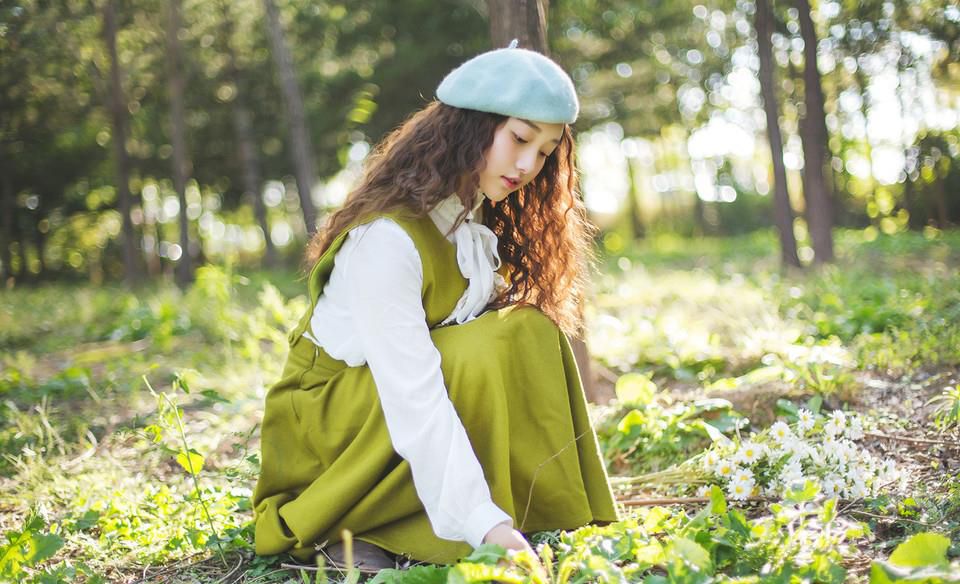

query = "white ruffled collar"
429;192;483;239
428;193;506;325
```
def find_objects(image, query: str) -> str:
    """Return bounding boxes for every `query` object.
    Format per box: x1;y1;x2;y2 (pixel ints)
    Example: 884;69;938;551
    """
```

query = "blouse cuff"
463;501;513;549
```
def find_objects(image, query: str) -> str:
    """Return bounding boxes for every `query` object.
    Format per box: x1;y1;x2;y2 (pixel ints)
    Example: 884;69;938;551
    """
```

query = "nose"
517;150;537;177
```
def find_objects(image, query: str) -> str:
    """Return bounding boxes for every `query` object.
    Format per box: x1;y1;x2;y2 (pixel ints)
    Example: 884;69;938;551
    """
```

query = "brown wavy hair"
303;101;596;336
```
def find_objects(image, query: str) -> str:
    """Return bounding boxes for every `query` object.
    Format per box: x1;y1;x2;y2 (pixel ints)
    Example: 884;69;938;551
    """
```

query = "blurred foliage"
2;1;960;283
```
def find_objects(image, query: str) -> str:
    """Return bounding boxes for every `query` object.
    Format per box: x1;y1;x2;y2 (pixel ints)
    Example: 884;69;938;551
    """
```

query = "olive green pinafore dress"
253;210;618;564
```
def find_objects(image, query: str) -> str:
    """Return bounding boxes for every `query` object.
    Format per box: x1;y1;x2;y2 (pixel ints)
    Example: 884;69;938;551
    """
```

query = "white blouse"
303;194;511;548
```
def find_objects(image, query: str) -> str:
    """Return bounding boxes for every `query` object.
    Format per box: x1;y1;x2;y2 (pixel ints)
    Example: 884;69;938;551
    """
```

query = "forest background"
2;0;960;583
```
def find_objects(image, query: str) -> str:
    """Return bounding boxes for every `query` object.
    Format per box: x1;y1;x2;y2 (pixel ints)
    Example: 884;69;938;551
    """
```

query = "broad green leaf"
635;541;665;566
176;449;205;474
644;507;673;532
616;373;657;404
784;479;820;504
449;562;524;584
775;398;799;418
668;536;712;573
819;497;837;523
462;544;506;565
369;565;449;584
617;409;646;434
887;532;950;568
709;485;727;515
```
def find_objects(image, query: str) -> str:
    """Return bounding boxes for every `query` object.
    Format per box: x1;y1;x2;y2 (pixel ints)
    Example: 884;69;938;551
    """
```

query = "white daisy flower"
822;475;843;498
727;478;755;501
769;421;793;444
714;459;737;480
732;467;755;485
829;410;847;430
736;441;765;465
702;450;720;472
695;484;712;497
845;479;867;499
807;446;827;466
824;418;842;437
797;408;816;433
780;459;804;485
878;460;899;484
845;415;864;440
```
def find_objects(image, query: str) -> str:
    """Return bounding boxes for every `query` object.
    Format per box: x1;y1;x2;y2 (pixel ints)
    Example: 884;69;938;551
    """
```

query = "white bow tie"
429;194;506;325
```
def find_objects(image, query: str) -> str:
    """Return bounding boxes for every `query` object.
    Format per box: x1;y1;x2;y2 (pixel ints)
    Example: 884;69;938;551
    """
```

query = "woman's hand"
482;523;533;553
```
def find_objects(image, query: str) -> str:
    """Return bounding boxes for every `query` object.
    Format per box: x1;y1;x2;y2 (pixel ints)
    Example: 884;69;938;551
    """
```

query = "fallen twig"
865;431;959;447
618;496;767;507
847;509;933;527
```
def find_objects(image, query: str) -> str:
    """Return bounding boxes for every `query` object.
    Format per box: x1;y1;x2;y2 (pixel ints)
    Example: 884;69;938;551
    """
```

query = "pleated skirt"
253;306;618;564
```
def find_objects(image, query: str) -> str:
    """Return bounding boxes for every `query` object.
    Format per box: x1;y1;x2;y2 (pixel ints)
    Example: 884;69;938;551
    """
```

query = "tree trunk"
221;1;276;267
795;0;834;263
625;158;645;240
933;176;949;229
487;0;612;403
102;0;141;284
0;161;13;283
33;212;46;281
166;0;193;287
756;0;800;268
487;0;549;53
262;0;318;234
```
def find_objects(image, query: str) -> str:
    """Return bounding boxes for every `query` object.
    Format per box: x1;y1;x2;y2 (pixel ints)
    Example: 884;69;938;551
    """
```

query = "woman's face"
477;117;564;202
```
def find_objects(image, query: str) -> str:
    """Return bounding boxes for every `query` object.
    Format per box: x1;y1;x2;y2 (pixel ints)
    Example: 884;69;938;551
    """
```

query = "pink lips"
502;176;519;189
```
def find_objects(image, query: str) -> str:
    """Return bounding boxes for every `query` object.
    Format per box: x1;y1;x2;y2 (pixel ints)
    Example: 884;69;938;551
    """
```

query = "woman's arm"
341;218;513;549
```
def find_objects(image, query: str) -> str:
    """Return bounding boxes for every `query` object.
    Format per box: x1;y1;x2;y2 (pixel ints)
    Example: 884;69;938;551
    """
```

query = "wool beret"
436;41;579;124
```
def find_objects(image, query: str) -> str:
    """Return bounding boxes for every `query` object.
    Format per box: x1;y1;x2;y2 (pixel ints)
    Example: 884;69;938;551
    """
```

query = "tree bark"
221;1;276;267
487;0;550;53
262;0;318;234
487;0;612;403
33;211;46;281
102;0;141;284
166;0;193;287
756;0;800;268
795;0;834;263
0;159;12;283
625;158;645;240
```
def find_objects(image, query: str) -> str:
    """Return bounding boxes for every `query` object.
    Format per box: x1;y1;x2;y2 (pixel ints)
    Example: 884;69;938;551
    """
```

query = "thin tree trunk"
933;177;949;229
625;158;645;240
487;0;549;53
487;0;611;403
262;0;318;234
795;0;834;263
11;207;24;279
33;212;46;280
221;1;276;267
0;161;13;283
166;0;193;287
102;0;141;284
756;0;800;267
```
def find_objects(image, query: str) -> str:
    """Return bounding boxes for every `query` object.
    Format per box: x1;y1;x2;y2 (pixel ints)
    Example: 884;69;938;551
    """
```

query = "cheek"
488;134;515;164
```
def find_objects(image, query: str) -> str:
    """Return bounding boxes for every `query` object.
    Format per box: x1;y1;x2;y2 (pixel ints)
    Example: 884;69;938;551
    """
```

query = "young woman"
253;43;618;568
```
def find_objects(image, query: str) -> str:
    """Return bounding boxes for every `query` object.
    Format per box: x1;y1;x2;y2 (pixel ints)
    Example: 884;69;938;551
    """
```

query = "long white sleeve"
313;218;511;547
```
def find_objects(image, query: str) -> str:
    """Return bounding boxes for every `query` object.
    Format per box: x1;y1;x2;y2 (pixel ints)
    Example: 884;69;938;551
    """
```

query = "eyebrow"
520;119;561;144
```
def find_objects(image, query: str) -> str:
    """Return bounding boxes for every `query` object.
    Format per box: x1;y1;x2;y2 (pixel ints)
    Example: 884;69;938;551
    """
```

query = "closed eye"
513;133;528;144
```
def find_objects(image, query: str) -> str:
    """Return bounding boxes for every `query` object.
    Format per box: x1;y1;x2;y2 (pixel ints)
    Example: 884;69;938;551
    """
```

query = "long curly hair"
303;101;595;336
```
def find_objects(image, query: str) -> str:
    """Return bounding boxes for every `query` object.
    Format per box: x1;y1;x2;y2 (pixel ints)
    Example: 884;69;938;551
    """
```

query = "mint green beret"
436;41;579;124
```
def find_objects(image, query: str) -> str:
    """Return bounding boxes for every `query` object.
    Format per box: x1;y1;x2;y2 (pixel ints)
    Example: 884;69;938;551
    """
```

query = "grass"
1;228;959;583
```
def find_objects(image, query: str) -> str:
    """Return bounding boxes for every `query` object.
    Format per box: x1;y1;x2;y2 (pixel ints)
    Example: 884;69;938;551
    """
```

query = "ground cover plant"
1;229;959;583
